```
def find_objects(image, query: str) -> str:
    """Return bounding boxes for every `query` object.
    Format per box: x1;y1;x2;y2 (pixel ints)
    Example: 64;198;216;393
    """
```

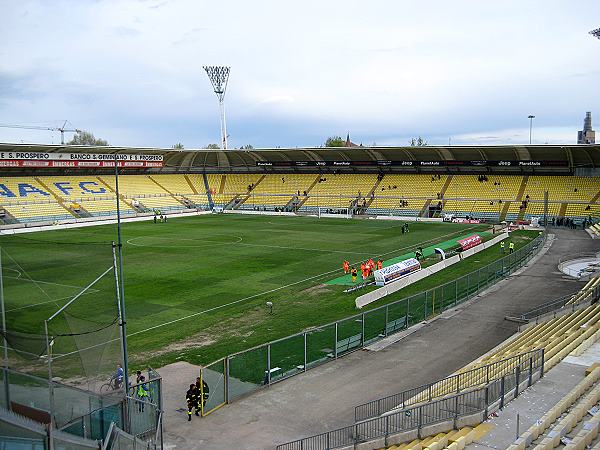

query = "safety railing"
199;234;545;414
1;366;162;445
277;353;544;450
354;348;544;421
0;405;100;450
519;285;600;323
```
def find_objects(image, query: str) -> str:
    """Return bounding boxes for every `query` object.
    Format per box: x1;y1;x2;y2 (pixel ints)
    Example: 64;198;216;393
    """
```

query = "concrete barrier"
386;429;419;446
419;420;453;438
356;233;509;308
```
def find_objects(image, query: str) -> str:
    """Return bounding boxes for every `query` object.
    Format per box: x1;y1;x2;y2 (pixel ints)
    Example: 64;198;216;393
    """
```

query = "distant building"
577;112;595;144
345;133;362;148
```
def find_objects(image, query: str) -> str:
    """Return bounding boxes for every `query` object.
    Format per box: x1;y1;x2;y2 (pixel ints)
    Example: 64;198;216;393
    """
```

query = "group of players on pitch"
343;258;383;283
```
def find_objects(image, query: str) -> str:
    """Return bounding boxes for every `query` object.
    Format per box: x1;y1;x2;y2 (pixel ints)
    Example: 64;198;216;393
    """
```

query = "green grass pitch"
0;214;535;368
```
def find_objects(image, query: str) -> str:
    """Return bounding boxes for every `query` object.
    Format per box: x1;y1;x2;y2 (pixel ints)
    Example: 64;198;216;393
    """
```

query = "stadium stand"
370;174;450;217
0;143;597;225
243;174;318;209
507;367;600;449
302;173;380;211
520;176;599;219
379;425;493;450
443;175;523;221
566;277;600;306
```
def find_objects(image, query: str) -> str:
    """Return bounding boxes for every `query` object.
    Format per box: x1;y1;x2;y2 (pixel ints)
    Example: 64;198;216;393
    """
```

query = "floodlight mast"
590;28;600;40
204;66;231;150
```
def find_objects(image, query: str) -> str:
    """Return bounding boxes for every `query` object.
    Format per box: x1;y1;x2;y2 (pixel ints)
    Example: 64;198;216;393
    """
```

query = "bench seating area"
566;277;600;306
79;199;137;217
508;367;600;450
588;224;600;238
3;202;73;222
380;424;493;450
384;284;600;417
0;174;597;224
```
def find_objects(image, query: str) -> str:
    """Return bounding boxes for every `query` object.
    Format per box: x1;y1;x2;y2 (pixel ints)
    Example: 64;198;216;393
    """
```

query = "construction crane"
0;120;81;144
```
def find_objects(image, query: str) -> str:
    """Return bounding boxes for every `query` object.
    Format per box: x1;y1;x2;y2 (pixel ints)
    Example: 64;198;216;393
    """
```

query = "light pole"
590;28;600;40
204;66;231;150
528;115;535;144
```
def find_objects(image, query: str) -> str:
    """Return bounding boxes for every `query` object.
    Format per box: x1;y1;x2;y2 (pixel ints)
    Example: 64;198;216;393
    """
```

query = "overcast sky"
0;0;599;148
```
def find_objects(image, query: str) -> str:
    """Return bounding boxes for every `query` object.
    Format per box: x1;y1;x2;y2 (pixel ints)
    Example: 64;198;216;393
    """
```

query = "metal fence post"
361;312;365;346
500;376;505;409
455;279;458;306
528;357;533;387
334;323;338;359
467;273;470;298
514;366;520;399
225;357;230;403
424;291;428;319
385;415;390;445
453;394;459;429
406;297;410;327
540;348;545;379
304;333;307;372
484;385;489;418
267;344;271;386
385;305;389;336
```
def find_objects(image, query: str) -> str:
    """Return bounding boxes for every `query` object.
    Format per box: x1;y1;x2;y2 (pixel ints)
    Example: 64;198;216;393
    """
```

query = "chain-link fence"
200;234;545;409
0;405;101;450
0;234;162;447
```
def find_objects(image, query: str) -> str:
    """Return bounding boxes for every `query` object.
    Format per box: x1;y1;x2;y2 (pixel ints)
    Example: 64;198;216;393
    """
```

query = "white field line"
2;275;101;292
127;235;371;255
5;293;92;312
2;266;100;312
128;225;482;338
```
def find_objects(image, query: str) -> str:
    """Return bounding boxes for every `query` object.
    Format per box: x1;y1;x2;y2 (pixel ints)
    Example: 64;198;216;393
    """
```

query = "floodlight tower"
204;66;231;150
590;28;600;40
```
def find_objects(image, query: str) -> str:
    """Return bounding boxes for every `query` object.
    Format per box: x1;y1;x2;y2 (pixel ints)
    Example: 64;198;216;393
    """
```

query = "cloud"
112;26;141;38
0;0;599;148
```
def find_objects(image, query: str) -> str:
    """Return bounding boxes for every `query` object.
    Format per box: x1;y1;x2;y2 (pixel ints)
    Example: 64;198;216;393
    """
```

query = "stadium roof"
0;142;598;170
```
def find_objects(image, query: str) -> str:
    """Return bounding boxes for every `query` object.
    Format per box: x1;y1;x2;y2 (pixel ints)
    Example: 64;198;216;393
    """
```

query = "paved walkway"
160;229;598;450
470;342;600;449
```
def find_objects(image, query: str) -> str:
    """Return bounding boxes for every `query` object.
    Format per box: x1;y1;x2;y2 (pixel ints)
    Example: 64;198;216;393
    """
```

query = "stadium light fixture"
590;28;600;40
204;66;231;150
528;115;535;145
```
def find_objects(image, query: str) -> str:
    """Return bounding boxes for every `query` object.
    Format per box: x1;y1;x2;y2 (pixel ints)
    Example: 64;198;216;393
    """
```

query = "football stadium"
2;2;600;450
0;140;598;449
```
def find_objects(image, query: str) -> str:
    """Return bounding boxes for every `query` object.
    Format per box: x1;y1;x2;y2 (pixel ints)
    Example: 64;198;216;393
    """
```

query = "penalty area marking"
3;267;101;291
128;224;482;338
5;293;94;312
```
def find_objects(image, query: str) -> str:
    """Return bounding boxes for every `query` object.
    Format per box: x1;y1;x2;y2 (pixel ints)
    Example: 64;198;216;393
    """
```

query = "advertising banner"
0;152;164;168
457;234;482;251
373;258;421;286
